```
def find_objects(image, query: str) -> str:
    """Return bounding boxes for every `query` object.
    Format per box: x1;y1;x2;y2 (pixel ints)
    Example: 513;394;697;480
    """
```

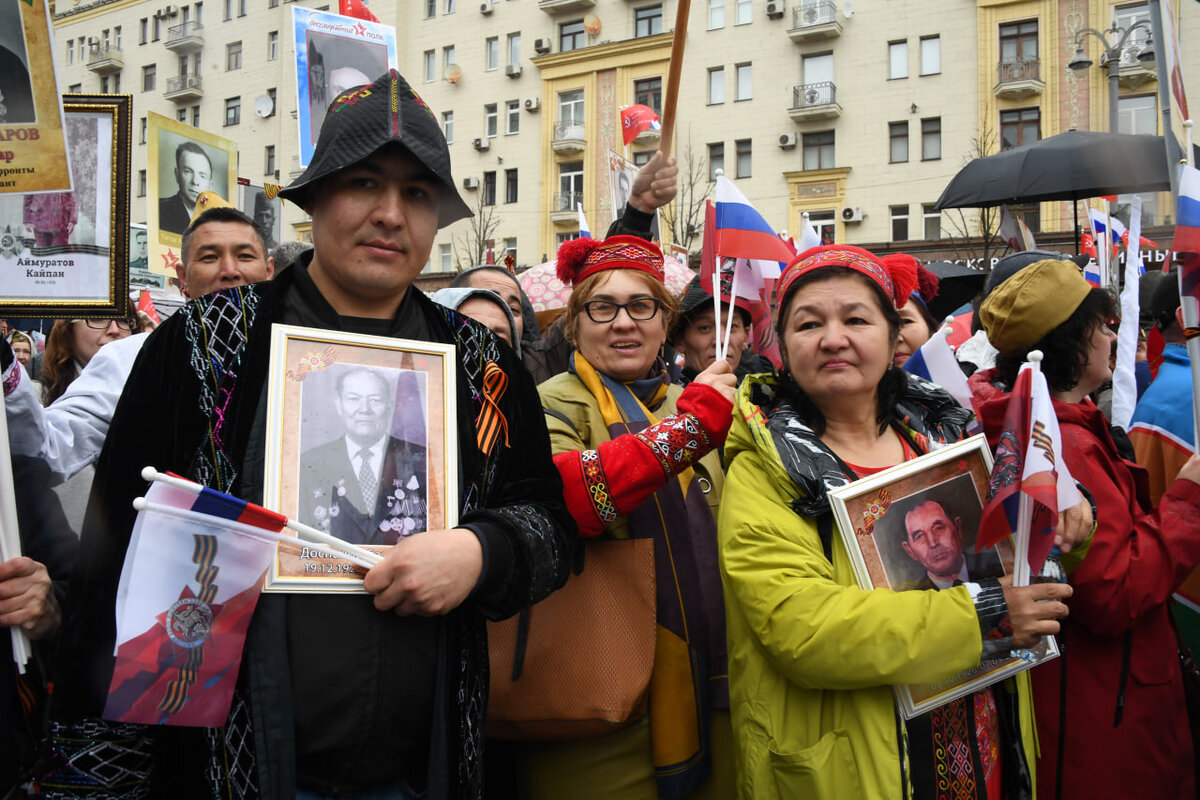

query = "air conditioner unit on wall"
524;97;540;111
505;63;522;78
163;4;179;15
778;132;797;149
463;176;480;190
473;137;490;151
766;0;784;18
534;37;552;54
480;2;492;13
841;205;864;223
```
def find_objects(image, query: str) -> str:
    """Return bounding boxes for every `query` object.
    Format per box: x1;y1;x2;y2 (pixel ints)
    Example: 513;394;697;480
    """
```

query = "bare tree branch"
659;131;711;258
452;188;503;271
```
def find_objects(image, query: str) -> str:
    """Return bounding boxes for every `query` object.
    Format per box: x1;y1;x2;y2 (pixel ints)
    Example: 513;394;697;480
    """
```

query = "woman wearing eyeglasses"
40;317;135;405
511;236;737;799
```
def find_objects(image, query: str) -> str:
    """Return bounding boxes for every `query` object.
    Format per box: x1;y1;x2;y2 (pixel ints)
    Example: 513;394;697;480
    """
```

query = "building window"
140;117;147;144
505;168;518;203
508;33;521;64
559;161;583;211
238;0;246;16
1000;107;1040;149
735;138;751;178
77;39;85;62
268;31;278;60
424;50;436;82
923;204;941;240
443;110;454;143
138;169;147;197
439;243;452;271
69;83;82;93
1118;94;1157;135
486;37;499;70
736;0;751;24
803;131;834;170
1114;4;1152;47
999;19;1037;74
226;41;242;71
425;0;436;18
888;40;907;79
139;18;148;44
446;0;456;12
143;64;156;92
66;39;74;65
444;45;456;68
919;35;940;75
269;0;277;8
504;237;517;264
889;121;908;163
152;16;161;41
266;88;276;116
635;5;662;37
558;89;585;130
223;0;232;20
708;67;724;104
633;151;653;166
484;104;498;137
809;211;835;244
225;96;241;126
802;52;833;95
194;3;202;24
708;142;724;179
506;100;520;134
483;171;496;205
192;105;200;126
921;117;941;160
735;63;752;101
891;205;909;241
561;20;585;52
265;145;276;175
708;0;724;29
177;107;187;122
634;77;662;114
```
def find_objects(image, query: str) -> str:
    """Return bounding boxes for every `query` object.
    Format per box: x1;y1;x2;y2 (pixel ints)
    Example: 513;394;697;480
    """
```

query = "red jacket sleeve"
1064;425;1200;635
554;381;733;537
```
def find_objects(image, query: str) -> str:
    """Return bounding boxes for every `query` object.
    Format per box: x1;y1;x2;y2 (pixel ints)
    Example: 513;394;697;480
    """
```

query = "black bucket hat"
279;70;472;228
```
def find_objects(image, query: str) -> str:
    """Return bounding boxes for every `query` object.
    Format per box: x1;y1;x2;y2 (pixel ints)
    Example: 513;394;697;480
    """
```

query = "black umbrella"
923;261;987;321
935;130;1172;210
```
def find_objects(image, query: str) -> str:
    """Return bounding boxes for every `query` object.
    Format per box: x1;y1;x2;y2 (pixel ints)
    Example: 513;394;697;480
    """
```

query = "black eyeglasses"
582;298;662;323
73;318;133;331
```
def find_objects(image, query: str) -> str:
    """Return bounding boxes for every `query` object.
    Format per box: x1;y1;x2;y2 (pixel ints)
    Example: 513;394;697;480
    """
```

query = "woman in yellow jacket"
717;245;1073;799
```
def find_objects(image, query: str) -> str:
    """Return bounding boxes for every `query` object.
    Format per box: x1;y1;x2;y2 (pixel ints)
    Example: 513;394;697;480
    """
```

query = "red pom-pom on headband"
879;253;920;308
554;235;665;287
778;244;917;309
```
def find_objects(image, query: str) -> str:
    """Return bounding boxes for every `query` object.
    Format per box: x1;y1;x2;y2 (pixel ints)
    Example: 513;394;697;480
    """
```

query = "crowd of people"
3;68;1200;800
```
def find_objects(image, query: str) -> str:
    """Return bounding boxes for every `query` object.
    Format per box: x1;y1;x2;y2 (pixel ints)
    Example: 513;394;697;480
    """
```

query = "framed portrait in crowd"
291;6;396;168
828;435;1058;718
262;325;459;592
146;111;237;283
0;94;131;318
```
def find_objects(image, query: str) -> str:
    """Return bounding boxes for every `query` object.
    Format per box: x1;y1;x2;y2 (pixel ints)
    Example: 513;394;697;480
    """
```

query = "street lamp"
1068;21;1157;134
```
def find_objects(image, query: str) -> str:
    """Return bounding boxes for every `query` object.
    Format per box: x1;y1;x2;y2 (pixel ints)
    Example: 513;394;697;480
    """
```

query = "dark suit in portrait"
158;192;193;236
298;435;428;546
896;548;1005;592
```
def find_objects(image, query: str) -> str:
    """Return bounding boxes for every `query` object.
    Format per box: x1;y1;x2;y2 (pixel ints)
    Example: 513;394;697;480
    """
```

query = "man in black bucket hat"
48;71;575;799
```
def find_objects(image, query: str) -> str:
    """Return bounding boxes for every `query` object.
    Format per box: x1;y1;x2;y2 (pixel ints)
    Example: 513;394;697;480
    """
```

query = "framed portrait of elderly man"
828;434;1058;719
146;111;237;280
0;94;131;318
263;325;458;592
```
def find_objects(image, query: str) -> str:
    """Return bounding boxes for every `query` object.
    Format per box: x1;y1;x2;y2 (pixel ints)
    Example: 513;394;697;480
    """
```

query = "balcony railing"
795;1;836;27
164;73;203;101
996;57;1040;83
795;81;836;107
552;191;582;213
86;43;123;73
554;121;585;141
165;21;205;52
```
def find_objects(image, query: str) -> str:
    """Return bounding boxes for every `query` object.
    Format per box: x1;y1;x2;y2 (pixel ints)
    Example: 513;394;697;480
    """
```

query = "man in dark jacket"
47;70;575;800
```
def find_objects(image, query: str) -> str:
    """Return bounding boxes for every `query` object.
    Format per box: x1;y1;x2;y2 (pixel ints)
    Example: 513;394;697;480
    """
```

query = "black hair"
180;206;269;264
774;266;905;436
175;140;213;172
994;288;1116;393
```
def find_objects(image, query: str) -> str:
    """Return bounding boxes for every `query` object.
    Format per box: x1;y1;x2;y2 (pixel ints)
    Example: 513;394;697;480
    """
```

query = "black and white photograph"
238;184;282;252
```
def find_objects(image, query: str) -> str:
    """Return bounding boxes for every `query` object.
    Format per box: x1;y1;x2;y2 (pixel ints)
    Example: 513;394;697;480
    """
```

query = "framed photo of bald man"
146;112;237;279
262;325;459;592
828;434;1058;719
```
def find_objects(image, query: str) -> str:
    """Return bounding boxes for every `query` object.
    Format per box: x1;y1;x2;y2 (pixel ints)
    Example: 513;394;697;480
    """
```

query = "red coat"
971;369;1200;800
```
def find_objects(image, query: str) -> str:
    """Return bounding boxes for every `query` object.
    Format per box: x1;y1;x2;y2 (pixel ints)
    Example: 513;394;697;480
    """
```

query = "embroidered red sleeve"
552;382;733;537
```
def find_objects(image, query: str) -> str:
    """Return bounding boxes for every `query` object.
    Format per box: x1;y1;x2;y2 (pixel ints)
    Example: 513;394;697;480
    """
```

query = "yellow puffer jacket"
717;375;1037;799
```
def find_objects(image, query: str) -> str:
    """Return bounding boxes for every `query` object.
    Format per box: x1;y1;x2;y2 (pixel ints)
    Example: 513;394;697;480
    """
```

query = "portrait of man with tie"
297;365;429;546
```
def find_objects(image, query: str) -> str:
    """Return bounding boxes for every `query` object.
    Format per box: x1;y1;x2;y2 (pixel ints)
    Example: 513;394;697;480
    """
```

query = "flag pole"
657;0;691;157
1012;350;1045;588
722;266;741;362
712;268;723;363
0;388;33;673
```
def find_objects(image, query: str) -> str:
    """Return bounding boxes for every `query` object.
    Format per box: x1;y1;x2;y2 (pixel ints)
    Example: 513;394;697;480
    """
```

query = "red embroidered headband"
555;235;665;286
778;244;918;309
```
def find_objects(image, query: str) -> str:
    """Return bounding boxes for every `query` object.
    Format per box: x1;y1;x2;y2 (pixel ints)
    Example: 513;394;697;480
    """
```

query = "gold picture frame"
262;324;459;593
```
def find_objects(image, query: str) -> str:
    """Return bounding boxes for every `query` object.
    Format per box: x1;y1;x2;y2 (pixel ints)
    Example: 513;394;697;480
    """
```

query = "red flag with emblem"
339;0;378;21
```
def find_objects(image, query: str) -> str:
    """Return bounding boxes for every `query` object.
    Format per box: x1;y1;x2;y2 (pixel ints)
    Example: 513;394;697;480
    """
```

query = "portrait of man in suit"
158;141;213;235
297;366;428;546
897;498;1003;590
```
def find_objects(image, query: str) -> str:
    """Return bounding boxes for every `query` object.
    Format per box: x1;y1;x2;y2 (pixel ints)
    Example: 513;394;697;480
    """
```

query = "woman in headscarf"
970;258;1200;799
719;244;1074;798
516;235;737;799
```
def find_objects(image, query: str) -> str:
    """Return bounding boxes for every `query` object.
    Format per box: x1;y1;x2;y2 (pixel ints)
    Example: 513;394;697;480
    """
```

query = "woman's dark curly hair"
994;288;1115;393
775;266;906;435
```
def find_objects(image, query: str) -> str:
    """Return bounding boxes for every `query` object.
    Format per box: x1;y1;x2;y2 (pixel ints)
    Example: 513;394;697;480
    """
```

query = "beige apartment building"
51;0;1198;274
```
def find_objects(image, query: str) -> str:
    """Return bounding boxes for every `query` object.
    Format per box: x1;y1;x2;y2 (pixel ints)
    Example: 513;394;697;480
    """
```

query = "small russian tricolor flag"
714;177;796;264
